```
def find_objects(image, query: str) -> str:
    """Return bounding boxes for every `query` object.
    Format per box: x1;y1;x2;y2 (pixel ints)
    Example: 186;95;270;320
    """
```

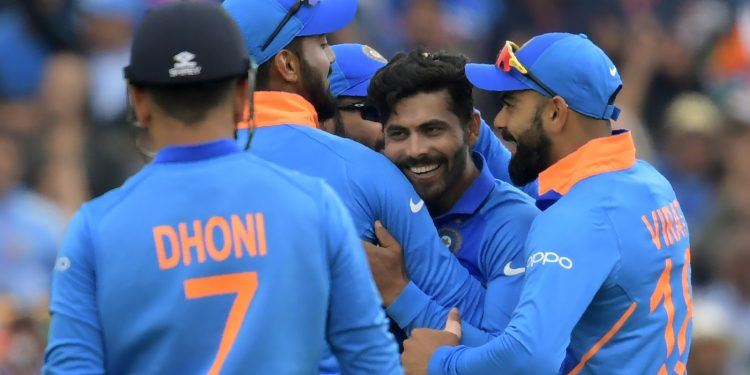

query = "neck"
427;153;480;215
263;80;303;96
551;118;612;164
149;114;235;151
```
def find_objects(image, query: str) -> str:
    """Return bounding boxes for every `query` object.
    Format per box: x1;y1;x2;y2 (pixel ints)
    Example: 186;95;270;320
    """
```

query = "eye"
386;128;407;141
424;124;445;136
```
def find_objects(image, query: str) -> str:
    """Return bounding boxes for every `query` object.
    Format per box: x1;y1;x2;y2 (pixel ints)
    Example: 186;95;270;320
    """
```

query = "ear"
466;111;481;146
272;48;302;84
233;77;250;125
546;95;569;134
128;84;151;128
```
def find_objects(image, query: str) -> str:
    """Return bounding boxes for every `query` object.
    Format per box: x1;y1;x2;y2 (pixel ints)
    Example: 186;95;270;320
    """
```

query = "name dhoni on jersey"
152;213;268;270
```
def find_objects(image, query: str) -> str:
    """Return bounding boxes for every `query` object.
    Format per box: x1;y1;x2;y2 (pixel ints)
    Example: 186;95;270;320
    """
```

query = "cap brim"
299;0;357;37
338;78;370;97
465;63;530;93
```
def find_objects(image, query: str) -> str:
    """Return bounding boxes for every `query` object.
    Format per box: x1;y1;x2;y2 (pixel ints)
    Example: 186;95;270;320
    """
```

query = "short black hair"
141;77;241;125
368;48;473;126
255;38;304;91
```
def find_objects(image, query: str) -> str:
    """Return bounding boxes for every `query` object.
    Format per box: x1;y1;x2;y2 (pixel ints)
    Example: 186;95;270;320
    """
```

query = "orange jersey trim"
538;131;636;196
237;91;318;130
568;302;638;375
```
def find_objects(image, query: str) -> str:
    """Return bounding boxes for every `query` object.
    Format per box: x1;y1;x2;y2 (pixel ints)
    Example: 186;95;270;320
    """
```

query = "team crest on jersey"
362;45;387;63
439;227;462;254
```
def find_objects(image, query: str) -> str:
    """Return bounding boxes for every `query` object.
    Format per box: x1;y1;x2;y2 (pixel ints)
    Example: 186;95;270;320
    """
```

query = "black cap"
124;1;251;85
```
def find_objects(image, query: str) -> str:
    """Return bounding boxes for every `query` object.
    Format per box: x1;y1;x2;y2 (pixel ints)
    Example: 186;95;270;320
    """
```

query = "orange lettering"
153;225;180;270
671;202;687;238
255;213;267;256
231;214;257;257
661;207;679;243
642;212;662;250
656;209;672;247
206;216;232;262
179;220;206;266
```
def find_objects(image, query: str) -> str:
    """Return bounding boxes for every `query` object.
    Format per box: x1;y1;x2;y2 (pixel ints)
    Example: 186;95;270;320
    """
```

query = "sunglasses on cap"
261;0;320;51
496;41;559;98
338;102;380;123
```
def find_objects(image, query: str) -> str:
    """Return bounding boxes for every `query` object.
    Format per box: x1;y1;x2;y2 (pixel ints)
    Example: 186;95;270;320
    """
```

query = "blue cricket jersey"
238;91;487;373
43;139;401;375
386;152;539;346
430;131;693;374
473;115;538;198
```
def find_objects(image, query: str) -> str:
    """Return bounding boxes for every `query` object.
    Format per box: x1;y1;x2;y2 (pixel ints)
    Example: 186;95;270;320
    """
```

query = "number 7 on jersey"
184;272;259;375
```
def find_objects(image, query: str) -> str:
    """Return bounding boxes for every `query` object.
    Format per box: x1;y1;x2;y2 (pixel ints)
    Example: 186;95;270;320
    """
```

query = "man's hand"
362;220;409;306
402;308;462;375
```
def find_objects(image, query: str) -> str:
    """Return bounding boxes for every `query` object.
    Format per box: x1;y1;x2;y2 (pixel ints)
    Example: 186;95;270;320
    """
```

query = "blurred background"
0;0;748;373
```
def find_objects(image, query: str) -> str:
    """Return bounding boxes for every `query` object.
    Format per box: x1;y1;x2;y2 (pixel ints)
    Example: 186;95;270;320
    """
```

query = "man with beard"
365;49;539;344
223;1;488;373
42;3;399;374
401;33;693;375
324;43;539;197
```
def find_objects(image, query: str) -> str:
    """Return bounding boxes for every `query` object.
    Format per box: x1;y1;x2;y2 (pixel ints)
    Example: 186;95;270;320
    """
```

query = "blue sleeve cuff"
386;281;431;331
428;346;460;375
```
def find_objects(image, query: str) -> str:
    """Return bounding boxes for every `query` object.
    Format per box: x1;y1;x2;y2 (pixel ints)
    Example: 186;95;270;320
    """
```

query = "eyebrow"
386;119;450;130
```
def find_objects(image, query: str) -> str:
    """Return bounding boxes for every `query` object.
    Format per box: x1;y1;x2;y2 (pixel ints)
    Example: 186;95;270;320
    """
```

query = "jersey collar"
434;152;495;220
154;138;240;164
237;91;318;130
536;130;636;209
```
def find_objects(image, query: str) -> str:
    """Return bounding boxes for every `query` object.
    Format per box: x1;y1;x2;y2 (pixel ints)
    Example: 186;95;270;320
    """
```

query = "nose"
493;108;509;133
325;45;336;65
405;133;429;160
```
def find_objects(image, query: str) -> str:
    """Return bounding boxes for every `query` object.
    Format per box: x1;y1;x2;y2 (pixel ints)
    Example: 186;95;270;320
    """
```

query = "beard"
299;57;337;122
508;107;552;187
396;145;469;208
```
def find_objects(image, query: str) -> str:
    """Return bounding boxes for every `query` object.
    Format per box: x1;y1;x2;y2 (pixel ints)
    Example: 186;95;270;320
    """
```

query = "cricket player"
222;0;487;372
401;33;693;375
364;49;539;344
326;43;538;197
43;3;400;374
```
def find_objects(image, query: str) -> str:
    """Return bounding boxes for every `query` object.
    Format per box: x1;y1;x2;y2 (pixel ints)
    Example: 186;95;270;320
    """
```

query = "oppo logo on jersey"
527;251;574;270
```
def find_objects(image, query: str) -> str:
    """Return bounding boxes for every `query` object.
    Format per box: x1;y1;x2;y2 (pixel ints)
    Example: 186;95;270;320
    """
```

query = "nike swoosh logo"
409;198;425;213
503;262;525;276
609;66;617;77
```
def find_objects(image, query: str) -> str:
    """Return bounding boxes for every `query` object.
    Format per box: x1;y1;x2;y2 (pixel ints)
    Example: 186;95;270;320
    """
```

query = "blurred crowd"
0;0;749;373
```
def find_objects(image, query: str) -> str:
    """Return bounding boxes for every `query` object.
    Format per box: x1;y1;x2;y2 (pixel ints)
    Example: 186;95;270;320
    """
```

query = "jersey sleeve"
387;198;538;347
351;156;486;326
472;116;539;199
320;182;402;375
428;208;621;375
43;208;105;374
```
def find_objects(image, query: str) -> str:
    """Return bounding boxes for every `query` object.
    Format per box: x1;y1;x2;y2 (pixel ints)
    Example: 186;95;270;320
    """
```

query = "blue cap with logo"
223;0;358;65
329;43;388;97
466;33;622;121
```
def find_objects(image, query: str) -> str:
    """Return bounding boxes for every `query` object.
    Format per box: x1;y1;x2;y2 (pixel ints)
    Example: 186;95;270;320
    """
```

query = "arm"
43;209;105;374
388;202;538;346
322;183;402;375
354;158;486;326
427;214;620;375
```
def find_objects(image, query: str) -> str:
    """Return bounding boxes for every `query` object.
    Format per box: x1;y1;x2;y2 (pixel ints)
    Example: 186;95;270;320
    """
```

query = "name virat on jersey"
152;213;269;270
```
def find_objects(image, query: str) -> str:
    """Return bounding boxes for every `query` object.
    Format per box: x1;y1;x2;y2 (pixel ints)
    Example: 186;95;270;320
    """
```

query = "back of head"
329;43;388;98
124;1;251;125
369;49;473;125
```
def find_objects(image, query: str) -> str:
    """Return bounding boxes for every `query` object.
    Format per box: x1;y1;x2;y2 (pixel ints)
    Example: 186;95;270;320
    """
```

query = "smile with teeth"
409;164;440;175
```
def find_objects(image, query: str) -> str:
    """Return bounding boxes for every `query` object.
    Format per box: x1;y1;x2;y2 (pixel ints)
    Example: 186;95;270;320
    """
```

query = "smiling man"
367;49;539;345
224;1;492;374
401;33;693;375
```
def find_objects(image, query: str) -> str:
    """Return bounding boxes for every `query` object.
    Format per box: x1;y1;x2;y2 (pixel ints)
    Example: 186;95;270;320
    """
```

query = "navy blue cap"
466;33;622;121
224;0;358;65
329;43;387;97
124;1;250;85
